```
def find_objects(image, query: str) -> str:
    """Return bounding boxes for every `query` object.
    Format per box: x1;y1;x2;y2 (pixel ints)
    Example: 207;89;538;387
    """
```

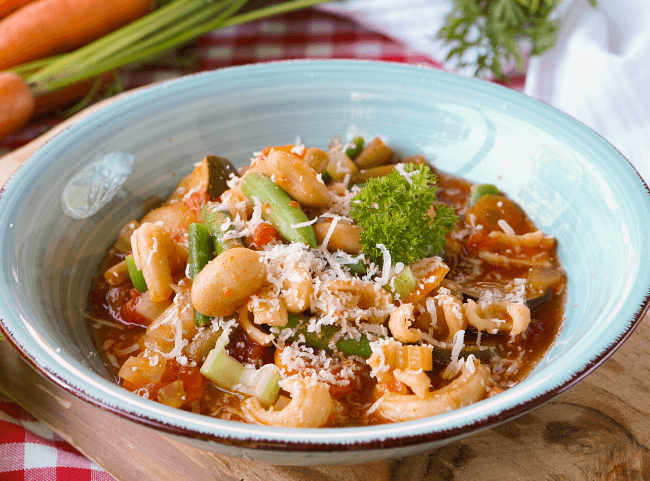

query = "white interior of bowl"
1;60;649;461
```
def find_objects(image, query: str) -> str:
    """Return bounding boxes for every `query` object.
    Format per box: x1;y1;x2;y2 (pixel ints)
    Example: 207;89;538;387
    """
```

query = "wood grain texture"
1;94;650;480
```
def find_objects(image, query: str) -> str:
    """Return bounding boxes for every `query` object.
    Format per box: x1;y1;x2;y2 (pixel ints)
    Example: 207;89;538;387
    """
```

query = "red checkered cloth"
0;401;113;480
0;7;444;480
0;8;442;152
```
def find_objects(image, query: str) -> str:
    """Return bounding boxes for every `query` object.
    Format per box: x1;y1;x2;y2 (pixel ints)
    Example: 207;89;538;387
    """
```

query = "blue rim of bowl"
2;59;650;452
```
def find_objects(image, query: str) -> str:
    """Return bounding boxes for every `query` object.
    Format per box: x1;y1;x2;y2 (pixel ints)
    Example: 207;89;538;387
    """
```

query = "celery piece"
125;255;147;292
200;335;244;391
238;365;281;406
385;266;418;299
200;332;280;405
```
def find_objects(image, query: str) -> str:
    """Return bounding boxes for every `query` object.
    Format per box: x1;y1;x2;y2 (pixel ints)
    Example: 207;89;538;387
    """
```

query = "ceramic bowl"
1;60;649;466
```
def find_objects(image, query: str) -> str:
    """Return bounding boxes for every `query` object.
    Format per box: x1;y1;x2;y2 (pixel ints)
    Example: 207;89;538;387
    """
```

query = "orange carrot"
0;0;34;19
0;71;34;141
0;0;155;70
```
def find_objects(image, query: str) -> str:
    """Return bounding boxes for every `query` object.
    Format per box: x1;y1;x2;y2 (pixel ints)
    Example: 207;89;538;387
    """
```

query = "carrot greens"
13;0;330;96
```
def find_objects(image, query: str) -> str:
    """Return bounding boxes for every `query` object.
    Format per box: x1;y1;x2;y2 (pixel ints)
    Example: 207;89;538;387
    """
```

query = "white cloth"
320;0;650;182
525;0;650;182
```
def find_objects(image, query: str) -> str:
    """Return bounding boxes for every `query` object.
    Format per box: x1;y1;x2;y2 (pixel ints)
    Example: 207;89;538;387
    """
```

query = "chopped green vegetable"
188;223;214;326
386;266;418;299
279;315;494;364
182;327;222;363
469;183;500;207
350;164;457;265
241;172;317;247
200;204;243;255
331;253;367;275
188;223;213;277
125;255;147;292
320;170;332;184
281;315;373;359
200;331;281;406
238;365;282;406
200;333;244;389
344;136;365;159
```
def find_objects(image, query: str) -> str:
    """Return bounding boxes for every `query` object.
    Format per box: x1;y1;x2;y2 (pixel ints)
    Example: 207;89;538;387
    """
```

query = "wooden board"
2;95;650;480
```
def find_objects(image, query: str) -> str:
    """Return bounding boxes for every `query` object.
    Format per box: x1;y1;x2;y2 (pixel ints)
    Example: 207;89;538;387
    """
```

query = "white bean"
191;248;266;317
266;150;330;207
313;221;362;254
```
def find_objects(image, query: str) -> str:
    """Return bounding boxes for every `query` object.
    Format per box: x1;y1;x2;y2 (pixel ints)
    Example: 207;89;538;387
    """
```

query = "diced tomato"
464;231;495;256
183;186;209;216
159;358;182;385
375;378;409;396
227;329;274;366
124;358;205;406
120;289;151;327
250;222;279;247
260;144;306;159
178;365;205;403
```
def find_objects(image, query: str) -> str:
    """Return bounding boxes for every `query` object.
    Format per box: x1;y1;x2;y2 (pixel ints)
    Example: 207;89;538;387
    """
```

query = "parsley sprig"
350;164;457;266
438;0;596;80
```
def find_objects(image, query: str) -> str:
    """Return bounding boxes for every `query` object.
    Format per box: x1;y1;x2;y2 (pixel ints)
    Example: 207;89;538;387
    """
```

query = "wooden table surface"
2;96;650;480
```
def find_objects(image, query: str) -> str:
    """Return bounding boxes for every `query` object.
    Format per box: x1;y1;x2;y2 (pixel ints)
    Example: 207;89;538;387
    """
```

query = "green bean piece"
188;223;213;278
188;223;214;327
200;204;243;255
331;253;367;275
280;314;373;359
280;315;494;363
241;173;317;248
344;136;365;159
125;255;147;292
469;183;500;207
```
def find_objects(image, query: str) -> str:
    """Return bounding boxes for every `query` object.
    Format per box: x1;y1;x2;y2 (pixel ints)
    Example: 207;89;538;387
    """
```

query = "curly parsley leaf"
350;164;457;266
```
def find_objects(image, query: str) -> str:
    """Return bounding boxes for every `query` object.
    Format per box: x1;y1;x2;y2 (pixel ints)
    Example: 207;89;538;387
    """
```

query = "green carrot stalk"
22;0;331;96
